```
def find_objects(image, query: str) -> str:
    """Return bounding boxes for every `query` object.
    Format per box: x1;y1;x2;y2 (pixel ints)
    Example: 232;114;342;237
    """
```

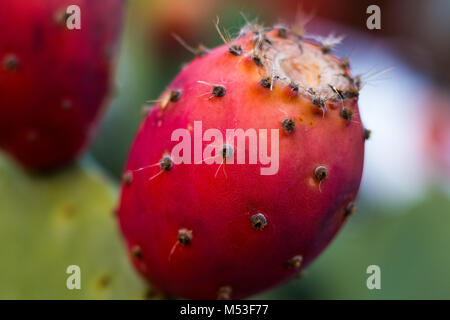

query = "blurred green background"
1;0;449;299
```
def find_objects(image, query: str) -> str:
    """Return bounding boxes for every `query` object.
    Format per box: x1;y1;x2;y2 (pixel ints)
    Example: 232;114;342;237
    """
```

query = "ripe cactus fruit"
0;0;124;170
119;20;366;299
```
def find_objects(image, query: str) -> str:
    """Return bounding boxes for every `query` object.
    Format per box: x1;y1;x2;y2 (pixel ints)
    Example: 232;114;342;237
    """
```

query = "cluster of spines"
152;16;365;130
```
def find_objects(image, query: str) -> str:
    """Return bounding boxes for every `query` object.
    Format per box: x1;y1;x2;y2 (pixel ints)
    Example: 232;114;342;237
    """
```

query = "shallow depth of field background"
1;0;450;299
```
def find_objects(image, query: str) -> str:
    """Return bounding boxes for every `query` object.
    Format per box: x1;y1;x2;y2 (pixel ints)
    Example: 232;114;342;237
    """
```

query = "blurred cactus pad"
0;153;145;299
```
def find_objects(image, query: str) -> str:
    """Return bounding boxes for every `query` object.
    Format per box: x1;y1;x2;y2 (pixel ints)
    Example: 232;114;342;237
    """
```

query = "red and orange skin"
119;27;366;299
0;0;124;170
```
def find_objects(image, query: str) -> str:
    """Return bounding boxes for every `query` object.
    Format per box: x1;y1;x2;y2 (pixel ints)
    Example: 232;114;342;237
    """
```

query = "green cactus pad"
0;153;146;299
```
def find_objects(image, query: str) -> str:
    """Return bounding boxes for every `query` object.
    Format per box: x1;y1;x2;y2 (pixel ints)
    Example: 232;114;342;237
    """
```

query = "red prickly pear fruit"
119;22;366;299
0;0;125;170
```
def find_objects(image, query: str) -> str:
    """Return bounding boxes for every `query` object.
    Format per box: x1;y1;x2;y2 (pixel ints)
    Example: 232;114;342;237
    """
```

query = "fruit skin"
0;0;124;170
119;27;365;299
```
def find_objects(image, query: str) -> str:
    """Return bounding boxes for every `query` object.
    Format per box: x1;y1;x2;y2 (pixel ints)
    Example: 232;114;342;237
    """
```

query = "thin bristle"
214;16;229;45
291;5;313;37
172;33;196;54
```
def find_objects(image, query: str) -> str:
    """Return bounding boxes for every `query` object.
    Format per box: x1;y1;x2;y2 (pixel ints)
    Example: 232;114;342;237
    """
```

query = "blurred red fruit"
423;88;450;177
0;0;124;170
